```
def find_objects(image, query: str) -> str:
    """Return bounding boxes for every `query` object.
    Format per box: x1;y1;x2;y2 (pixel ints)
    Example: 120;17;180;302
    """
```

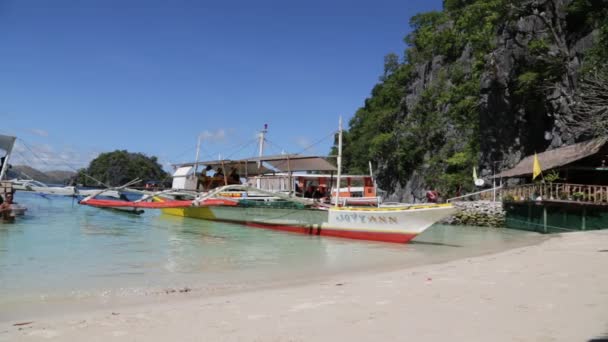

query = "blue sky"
0;0;442;171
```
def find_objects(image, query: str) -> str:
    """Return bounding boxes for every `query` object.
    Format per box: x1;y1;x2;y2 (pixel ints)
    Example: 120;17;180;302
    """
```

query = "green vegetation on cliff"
336;0;608;199
75;150;168;187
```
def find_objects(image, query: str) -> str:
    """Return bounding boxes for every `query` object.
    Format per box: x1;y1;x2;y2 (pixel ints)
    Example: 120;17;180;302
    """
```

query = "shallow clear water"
0;192;544;320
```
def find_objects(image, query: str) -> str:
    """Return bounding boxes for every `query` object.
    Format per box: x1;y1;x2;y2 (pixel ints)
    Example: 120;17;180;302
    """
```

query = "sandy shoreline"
2;230;608;341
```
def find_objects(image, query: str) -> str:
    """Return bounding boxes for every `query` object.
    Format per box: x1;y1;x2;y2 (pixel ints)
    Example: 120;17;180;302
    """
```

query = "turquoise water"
1;192;544;321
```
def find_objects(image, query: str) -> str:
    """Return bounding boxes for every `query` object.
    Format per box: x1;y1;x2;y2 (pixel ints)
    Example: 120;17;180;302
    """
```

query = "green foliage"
334;0;605;198
566;0;608;32
75;150;168;187
584;16;608;70
528;38;550;55
405;11;466;63
572;191;585;201
544;170;561;183
452;0;509;57
443;0;475;12
516;71;541;95
382;53;400;81
502;194;515;202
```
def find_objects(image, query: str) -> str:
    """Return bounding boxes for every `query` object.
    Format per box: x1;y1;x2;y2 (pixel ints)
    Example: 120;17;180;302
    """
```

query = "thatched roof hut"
495;137;608;184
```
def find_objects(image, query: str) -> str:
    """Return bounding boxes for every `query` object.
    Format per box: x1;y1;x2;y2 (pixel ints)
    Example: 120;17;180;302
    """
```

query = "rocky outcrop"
442;201;506;227
381;0;604;203
478;0;592;176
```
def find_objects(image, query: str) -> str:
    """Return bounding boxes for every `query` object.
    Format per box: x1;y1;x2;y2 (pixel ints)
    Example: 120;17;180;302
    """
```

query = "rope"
17;138;110;188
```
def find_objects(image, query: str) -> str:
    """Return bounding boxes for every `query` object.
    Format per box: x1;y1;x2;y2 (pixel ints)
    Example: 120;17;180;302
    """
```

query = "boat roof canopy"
291;174;370;179
173;155;337;174
244;155;337;172
172;160;273;176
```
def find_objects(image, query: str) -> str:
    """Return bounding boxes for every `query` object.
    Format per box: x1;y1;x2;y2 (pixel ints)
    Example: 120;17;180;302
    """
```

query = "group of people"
303;185;327;200
196;166;241;191
0;192;15;223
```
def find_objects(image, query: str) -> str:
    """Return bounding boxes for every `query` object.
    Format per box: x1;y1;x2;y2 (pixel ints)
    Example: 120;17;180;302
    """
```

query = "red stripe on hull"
318;228;417;244
212;219;417;244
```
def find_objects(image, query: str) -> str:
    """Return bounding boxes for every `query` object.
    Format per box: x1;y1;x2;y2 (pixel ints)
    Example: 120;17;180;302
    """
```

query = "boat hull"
161;203;455;244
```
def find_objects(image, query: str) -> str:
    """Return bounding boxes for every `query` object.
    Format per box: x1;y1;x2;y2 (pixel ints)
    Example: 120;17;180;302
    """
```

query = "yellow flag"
532;153;542;180
473;167;477;181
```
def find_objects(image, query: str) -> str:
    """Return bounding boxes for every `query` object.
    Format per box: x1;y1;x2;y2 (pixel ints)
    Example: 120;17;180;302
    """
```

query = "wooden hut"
496;137;608;233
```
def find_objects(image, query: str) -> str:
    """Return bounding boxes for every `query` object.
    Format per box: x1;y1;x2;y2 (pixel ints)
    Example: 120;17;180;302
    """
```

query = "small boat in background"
9;178;121;198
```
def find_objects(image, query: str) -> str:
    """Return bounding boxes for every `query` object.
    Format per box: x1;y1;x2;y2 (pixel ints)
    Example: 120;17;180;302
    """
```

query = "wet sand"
2;230;607;341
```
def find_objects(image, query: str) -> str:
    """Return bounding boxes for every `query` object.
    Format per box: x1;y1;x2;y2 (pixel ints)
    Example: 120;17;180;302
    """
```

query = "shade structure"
495;136;608;178
173;160;273;176
174;154;337;174
245;155;337;172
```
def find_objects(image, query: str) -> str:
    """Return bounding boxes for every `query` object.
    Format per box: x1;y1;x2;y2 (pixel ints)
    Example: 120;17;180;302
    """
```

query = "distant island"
7;165;75;185
6;150;169;187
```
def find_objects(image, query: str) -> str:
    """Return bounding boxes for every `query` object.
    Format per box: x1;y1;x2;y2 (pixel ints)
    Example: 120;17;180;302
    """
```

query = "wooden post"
221;161;228;186
543;205;548;234
527;201;532;226
582;207;586;231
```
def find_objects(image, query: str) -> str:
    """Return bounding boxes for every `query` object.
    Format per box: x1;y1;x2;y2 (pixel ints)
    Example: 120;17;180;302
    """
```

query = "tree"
381;53;400;81
75;150;169;187
566;67;608;137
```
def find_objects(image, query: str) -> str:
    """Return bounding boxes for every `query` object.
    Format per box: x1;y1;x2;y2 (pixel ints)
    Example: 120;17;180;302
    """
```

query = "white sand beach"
2;230;608;342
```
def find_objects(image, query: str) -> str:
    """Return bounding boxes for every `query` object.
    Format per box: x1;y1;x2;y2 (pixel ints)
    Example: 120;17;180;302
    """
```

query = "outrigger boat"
79;119;456;244
9;178;120;198
82;183;454;243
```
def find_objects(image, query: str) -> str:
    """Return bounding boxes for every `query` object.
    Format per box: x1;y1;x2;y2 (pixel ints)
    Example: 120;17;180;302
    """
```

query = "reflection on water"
0;192;545;318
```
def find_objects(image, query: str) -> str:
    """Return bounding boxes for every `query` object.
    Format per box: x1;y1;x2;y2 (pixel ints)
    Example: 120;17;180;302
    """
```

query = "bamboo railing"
501;183;608;204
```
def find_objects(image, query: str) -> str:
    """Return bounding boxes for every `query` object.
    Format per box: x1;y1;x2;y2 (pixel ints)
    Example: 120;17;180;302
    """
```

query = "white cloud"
8;140;94;171
294;136;312;150
29;128;49;137
199;129;226;142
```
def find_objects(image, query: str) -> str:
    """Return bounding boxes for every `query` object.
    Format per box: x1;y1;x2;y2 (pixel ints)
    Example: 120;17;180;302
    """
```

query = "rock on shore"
443;200;505;227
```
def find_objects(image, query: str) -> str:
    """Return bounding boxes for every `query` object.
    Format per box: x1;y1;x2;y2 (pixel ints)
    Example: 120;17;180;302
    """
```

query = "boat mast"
254;124;268;189
369;160;379;207
194;133;202;175
257;124;267;168
336;117;343;207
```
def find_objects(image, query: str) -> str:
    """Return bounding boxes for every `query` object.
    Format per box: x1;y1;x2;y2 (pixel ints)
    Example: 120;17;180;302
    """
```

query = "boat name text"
335;213;398;224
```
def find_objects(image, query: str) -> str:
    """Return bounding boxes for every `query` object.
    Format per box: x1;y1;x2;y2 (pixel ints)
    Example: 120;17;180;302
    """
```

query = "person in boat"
0;192;15;223
197;165;213;191
228;167;240;184
426;188;440;203
304;186;314;198
312;185;326;200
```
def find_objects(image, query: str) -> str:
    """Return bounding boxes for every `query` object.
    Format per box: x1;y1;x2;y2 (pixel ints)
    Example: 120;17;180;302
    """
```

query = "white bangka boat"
80;119;455;243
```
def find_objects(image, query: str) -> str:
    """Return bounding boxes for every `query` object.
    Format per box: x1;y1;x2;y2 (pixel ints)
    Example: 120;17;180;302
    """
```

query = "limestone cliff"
339;0;608;202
